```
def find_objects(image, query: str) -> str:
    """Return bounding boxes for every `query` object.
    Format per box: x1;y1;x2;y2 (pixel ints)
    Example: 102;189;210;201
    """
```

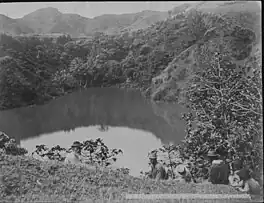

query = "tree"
178;43;262;181
105;60;125;84
121;52;136;70
0;56;38;108
52;68;77;92
0;132;27;155
0;34;23;52
139;44;152;55
82;138;123;167
70;58;93;88
186;9;207;42
56;34;72;45
168;10;172;19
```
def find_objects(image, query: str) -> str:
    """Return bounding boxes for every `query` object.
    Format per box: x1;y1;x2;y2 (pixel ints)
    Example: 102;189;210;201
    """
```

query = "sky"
0;1;188;19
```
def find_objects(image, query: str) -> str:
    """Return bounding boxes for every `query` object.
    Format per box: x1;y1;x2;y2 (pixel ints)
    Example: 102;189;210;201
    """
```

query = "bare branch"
240;92;261;103
231;102;262;116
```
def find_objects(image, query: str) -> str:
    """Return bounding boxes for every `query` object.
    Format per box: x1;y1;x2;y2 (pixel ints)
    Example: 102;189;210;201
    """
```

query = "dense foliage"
144;8;262;183
149;36;262;183
0;4;260;110
0;132;28;156
182;58;260;175
1;132;124;172
32;138;123;168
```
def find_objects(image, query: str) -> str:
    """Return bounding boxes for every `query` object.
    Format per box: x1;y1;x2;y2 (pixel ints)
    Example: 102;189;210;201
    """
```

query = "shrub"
0;132;28;156
32;138;123;169
177;47;262;180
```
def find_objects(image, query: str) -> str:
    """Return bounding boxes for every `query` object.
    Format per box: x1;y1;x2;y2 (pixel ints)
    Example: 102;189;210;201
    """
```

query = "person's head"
148;151;158;165
177;165;187;176
71;141;82;154
196;157;204;167
207;150;219;163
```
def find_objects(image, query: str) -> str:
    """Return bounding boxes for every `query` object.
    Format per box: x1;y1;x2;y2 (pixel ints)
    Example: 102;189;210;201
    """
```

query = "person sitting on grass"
174;164;193;183
207;150;230;185
148;151;168;181
64;141;83;164
228;159;244;187
235;168;261;195
194;157;209;183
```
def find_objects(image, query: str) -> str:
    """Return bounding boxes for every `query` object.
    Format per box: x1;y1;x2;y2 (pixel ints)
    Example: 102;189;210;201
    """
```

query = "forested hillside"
0;1;261;110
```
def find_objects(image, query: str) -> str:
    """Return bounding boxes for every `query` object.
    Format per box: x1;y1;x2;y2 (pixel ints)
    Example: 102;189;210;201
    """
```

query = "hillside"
17;7;92;37
0;14;33;35
1;2;260;38
0;1;261;110
150;0;261;102
1;154;248;202
0;7;170;37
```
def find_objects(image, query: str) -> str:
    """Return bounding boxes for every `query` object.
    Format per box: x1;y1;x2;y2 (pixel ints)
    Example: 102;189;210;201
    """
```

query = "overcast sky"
0;2;189;19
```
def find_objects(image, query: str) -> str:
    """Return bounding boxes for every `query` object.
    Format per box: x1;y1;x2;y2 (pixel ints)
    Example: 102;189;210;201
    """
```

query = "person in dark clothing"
210;162;230;184
207;150;230;185
174;164;193;183
236;168;261;195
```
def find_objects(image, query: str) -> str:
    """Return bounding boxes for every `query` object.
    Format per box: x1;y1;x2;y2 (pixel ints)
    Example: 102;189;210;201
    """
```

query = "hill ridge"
0;6;173;36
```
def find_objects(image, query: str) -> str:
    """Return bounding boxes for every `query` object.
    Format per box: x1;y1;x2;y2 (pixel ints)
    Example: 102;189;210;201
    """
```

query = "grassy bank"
1;153;260;203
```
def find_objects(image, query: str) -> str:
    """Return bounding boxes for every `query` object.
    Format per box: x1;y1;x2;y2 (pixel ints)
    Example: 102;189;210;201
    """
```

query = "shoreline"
0;83;179;112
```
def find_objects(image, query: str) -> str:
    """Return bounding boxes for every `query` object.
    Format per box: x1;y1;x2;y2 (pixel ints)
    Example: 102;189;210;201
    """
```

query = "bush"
32;138;123;168
0;132;28;156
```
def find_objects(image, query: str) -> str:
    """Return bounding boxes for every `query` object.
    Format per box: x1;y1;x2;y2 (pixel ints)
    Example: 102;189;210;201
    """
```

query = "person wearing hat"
148;151;168;181
207;150;223;165
64;141;83;165
174;164;193;183
207;149;230;184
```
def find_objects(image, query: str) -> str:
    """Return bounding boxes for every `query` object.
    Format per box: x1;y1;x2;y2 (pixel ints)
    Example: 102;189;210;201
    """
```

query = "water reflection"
0;87;189;176
21;126;163;177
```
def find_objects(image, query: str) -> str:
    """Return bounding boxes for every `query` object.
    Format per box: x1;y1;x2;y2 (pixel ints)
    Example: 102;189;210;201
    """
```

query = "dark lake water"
0;87;188;176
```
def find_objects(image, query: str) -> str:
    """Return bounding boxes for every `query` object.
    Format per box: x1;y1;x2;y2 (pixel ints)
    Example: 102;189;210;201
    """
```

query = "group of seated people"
147;150;261;195
64;142;261;195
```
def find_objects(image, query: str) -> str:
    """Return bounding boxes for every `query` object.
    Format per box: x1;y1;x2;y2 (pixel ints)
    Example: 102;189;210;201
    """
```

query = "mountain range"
0;5;171;37
1;1;249;37
0;1;261;38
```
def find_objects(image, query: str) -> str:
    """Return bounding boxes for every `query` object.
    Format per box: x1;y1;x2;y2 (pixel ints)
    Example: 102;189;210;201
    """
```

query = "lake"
0;87;188;177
